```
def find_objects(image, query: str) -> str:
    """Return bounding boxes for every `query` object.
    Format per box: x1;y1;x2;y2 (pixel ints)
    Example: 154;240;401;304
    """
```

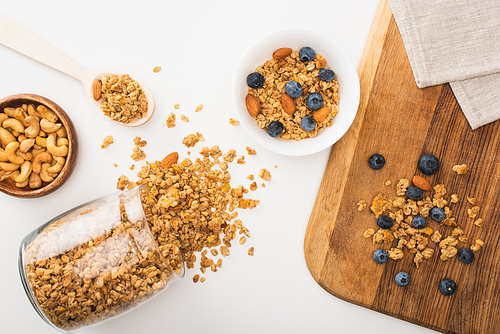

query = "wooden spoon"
0;13;155;127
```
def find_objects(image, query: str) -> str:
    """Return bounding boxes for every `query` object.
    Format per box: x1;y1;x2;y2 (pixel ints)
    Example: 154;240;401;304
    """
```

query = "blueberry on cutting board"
368;154;385;170
418;153;440;175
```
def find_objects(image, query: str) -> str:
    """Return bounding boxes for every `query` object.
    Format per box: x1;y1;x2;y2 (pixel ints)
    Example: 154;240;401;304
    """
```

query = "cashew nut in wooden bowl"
0;94;78;198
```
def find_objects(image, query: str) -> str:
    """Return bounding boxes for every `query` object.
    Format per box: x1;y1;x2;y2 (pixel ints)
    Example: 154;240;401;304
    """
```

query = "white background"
0;1;437;333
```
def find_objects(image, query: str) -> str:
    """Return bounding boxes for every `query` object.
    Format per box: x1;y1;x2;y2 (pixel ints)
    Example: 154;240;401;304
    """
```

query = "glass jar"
19;186;185;332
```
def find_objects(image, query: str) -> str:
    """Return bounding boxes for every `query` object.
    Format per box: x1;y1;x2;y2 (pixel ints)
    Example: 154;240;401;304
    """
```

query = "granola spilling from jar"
245;46;340;140
117;145;262;280
94;74;148;124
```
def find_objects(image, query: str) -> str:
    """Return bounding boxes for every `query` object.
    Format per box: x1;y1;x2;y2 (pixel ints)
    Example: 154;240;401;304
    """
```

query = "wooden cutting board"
304;1;500;333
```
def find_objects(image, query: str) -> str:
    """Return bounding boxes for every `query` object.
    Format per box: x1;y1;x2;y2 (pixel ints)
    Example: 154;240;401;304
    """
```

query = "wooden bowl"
0;94;78;198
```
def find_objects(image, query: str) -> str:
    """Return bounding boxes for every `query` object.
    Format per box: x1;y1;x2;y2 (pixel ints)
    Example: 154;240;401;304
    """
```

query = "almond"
245;94;260;117
312;106;330;122
412;175;432;191
93;79;102;101
272;47;292;60
281;94;295;115
161;152;179;169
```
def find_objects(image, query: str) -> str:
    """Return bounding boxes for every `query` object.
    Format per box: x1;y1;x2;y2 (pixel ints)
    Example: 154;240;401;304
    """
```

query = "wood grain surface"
304;1;500;333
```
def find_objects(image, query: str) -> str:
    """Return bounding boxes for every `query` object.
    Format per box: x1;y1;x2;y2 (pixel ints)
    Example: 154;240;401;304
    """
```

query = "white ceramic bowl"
233;28;360;156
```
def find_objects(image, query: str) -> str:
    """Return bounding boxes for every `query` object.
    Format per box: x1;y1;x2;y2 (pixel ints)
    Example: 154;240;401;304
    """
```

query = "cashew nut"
56;137;69;146
14;107;30;127
37;105;58;123
24;116;40;138
29;171;42;189
3;118;25;133
40;163;55;182
19;138;35;153
14;160;32;183
40;118;62;133
17;134;28;142
0;162;21;171
0;170;20;181
5;141;24;164
31;146;46;158
27;104;40;117
16;178;29;188
35;136;47;147
56;127;67;138
16;151;32;161
0;148;8;162
0;113;8;124
47;156;65;173
0;127;16;146
46;133;68;157
21;104;28;112
3;107;16;117
39;130;47;137
32;152;52;173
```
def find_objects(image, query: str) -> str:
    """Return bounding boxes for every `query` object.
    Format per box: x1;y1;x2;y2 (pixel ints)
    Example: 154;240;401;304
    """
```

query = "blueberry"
438;278;457;296
406;186;423;200
267;121;284;137
412;216;426;229
306;93;323;110
430;207;446;222
318;68;336;82
368;154;385;170
418;153;440;175
373;249;388;264
376;215;394;229
299;46;316;62
395;271;410;286
246;72;265;89
301;116;316;132
458;248;475;264
285;80;303;98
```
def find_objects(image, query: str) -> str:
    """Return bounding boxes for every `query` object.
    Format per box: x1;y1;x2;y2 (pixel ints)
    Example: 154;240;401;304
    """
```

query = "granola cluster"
100;74;148;123
248;50;340;140
362;176;484;268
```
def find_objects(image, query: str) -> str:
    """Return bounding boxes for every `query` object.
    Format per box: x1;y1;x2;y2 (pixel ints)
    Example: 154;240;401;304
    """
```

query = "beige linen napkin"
387;0;500;129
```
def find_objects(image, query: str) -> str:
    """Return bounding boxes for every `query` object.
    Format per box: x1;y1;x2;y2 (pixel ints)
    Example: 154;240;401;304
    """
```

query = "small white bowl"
233;28;360;156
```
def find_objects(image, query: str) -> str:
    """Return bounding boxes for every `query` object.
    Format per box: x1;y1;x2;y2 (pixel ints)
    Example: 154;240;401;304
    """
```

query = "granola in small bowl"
233;28;360;156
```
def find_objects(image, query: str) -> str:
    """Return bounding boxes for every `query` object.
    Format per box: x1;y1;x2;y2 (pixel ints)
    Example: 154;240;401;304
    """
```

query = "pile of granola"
117;145;266;281
361;173;484;268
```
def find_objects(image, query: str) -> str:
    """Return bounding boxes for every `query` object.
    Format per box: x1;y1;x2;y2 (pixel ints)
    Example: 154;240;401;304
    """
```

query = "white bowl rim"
232;28;360;156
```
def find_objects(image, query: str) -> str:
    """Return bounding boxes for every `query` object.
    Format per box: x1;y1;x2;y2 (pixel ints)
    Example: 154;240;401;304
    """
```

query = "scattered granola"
356;200;367;212
247;49;339;140
99;74;148;123
195;104;203;112
362;169;484;268
166;113;176;128
181;114;189;122
113;163;118;167
246;146;257;155
236;156;245;165
182;132;205;148
248;247;255;256
153;66;161;73
174;104;179;110
259;168;271;181
131;146;146;161
247;174;254;180
452;164;468;174
229;118;239;126
101;135;113;149
250;182;258;191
